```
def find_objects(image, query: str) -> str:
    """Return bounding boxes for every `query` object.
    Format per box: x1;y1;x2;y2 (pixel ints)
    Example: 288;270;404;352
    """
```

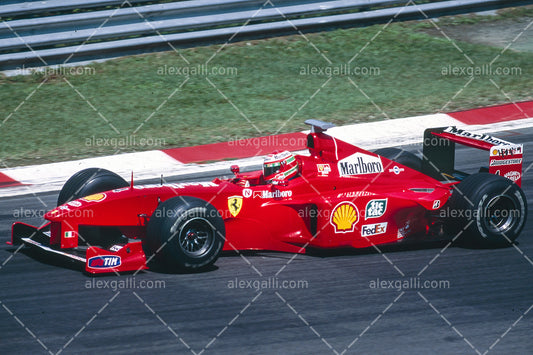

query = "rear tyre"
145;196;225;272
445;173;527;247
57;167;129;206
374;147;422;172
58;168;129;246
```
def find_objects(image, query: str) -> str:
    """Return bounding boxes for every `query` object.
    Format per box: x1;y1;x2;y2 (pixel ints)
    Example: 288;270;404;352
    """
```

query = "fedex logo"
88;256;121;269
361;222;387;237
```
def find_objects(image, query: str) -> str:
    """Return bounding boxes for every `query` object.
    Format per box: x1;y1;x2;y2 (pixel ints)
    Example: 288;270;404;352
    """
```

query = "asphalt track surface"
1;128;532;355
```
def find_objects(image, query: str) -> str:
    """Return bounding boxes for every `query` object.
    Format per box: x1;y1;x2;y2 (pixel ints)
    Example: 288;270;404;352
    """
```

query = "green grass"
1;7;532;167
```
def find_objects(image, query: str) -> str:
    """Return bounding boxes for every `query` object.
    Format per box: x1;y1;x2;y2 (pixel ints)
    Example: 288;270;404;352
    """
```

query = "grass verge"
1;6;532;167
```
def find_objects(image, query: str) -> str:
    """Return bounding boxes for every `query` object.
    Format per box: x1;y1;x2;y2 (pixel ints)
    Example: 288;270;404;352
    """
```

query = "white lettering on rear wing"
426;126;524;187
444;126;514;146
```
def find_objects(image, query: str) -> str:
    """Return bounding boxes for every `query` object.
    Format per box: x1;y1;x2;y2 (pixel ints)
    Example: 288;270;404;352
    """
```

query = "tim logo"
88;255;121;268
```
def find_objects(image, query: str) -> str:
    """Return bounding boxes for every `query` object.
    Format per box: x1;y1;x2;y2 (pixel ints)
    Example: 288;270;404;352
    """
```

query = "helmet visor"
263;162;281;178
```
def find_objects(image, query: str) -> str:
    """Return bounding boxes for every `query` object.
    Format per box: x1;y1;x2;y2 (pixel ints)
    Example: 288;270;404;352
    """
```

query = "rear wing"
422;126;523;186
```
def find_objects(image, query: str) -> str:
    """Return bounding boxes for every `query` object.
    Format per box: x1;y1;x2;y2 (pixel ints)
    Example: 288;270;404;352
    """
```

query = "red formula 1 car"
10;120;528;274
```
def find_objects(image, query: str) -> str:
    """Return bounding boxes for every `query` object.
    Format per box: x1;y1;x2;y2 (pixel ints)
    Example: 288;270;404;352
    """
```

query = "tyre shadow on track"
145;261;219;274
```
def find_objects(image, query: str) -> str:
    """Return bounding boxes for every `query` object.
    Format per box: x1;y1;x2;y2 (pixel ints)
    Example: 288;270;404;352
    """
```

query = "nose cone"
45;206;69;220
44;195;101;221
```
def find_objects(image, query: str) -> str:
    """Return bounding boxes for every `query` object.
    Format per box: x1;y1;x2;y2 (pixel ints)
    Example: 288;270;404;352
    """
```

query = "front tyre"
145;196;225;272
57;168;129;246
57;167;129;206
446;173;527;247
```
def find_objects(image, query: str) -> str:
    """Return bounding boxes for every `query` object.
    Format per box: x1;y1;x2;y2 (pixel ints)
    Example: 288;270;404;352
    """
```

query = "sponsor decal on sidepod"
330;202;359;233
361;222;387;237
365;199;387;219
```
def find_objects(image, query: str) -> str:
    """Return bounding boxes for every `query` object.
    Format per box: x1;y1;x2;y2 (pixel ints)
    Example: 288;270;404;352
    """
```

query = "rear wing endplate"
422;126;523;186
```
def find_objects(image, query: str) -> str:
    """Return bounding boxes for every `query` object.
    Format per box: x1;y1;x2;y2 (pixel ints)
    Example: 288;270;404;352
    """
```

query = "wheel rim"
484;195;518;234
178;217;214;257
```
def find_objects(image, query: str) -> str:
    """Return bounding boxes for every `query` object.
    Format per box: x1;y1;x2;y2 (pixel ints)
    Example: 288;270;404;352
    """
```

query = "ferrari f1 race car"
10;120;528;274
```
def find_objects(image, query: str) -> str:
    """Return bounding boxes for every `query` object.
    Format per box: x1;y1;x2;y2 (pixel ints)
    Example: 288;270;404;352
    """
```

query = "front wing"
10;222;148;274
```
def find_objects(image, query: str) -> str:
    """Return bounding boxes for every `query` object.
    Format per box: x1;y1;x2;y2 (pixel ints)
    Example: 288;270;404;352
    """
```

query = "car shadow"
14;247;85;272
220;239;452;259
221;237;517;260
8;237;516;275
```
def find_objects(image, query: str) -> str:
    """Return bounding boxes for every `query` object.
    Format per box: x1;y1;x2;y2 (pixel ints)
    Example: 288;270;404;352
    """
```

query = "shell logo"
81;193;106;202
330;202;359;233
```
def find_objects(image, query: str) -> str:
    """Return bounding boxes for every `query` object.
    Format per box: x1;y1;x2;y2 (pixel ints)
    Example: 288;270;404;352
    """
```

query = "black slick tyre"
57;167;129;206
57;168;129;246
446;173;527;247
145;196;225;272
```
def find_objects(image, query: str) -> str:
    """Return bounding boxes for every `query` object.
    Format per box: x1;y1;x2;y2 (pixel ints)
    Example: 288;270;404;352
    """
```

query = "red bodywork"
10;124;523;274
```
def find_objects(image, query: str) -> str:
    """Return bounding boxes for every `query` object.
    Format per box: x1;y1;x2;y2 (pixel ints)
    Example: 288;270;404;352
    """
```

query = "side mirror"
230;165;240;175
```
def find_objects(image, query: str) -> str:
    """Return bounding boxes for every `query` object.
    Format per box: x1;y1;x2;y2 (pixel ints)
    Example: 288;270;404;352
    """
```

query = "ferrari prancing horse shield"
228;196;243;217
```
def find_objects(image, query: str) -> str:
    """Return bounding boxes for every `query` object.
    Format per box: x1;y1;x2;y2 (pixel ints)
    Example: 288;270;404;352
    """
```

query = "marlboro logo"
338;153;383;176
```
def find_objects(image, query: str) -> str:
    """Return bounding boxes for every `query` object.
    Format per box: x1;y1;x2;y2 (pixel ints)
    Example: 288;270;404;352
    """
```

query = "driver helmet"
263;150;299;182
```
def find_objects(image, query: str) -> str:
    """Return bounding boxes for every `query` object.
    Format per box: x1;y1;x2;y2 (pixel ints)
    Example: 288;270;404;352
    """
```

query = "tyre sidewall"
471;182;527;243
450;173;528;247
147;197;225;271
